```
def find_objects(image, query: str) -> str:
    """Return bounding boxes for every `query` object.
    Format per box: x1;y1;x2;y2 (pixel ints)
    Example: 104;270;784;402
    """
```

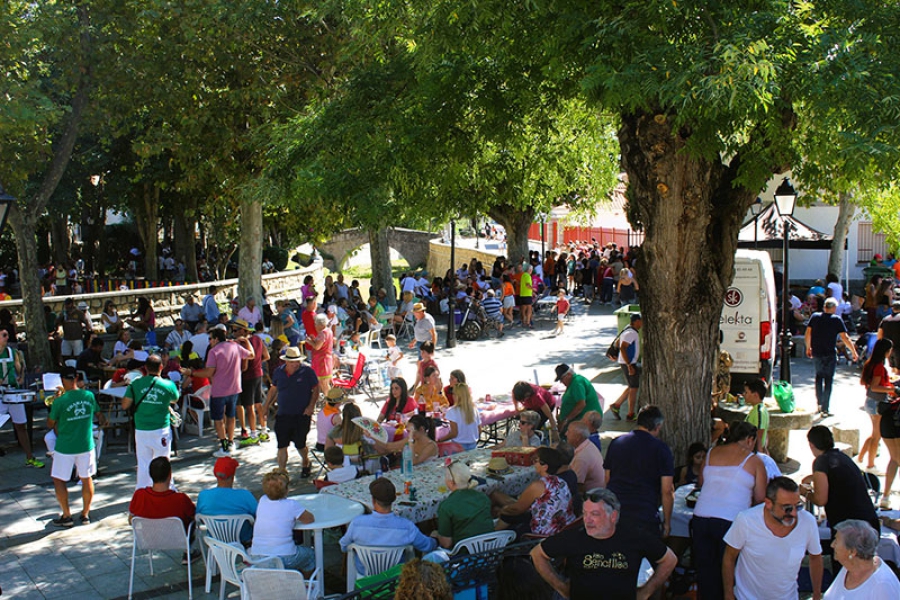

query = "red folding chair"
333;353;366;394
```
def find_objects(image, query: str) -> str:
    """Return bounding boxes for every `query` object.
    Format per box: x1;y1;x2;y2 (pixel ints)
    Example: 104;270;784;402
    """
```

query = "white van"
720;250;777;392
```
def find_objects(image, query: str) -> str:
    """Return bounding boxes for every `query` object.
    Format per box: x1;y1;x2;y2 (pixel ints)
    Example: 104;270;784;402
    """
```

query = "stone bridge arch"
319;227;437;272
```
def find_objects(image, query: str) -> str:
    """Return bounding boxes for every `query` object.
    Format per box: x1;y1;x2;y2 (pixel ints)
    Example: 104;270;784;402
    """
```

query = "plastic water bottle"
382;366;391;388
401;438;414;476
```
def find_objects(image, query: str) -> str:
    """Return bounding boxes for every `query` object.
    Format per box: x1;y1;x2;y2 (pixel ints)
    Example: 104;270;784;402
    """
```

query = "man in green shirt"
519;265;535;328
48;367;102;527
555;363;602;436
122;355;180;490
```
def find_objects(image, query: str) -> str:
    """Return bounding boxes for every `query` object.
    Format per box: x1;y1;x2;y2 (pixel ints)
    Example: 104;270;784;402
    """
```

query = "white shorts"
0;400;26;424
51;450;96;480
502;296;515;309
61;339;84;357
557;313;567;322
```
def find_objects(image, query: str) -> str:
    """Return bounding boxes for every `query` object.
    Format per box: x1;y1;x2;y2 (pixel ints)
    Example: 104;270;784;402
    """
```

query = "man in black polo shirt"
804;297;858;417
603;405;674;538
531;488;676;600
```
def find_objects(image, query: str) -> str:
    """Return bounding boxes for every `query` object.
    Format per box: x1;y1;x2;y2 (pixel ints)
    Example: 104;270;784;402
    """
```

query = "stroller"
457;302;502;341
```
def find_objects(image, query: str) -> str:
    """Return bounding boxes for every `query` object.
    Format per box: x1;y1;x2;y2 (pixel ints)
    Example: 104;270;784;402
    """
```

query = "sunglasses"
778;503;805;514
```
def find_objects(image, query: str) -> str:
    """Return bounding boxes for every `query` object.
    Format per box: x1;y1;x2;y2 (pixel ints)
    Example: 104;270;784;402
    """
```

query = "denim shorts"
210;394;239;420
865;395;882;416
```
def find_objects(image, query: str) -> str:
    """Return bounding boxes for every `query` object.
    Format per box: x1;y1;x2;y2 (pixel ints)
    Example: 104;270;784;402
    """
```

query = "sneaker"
238;436;259;448
610;405;621;420
240;429;250;440
301;465;312;479
258;432;270;442
79;515;90;525
25;457;45;468
213;447;231;458
181;550;201;565
51;515;74;528
880;497;892;510
626;413;637;422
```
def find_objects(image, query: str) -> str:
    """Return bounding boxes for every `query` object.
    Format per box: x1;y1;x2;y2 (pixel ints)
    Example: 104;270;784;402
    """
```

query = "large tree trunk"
135;182;159;280
488;205;534;265
369;227;397;306
81;185;105;276
173;196;198;281
828;190;854;280
618;110;760;460
10;209;53;370
50;214;71;265
238;199;263;307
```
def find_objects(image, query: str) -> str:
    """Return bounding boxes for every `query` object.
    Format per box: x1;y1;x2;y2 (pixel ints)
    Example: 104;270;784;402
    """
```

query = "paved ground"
0;298;889;598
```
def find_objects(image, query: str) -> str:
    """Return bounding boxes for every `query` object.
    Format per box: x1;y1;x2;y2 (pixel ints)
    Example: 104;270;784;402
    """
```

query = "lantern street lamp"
0;184;17;235
750;197;763;250
774;178;797;383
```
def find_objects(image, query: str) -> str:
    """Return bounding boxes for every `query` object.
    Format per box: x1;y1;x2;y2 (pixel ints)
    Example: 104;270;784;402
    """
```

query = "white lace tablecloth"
321;447;537;523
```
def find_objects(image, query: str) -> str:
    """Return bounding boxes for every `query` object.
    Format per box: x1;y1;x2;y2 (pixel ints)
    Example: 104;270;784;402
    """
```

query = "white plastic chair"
205;537;284;600
365;326;384;349
196;513;256;593
182;384;212;436
345;544;413;591
241;567;309;600
449;530;516;555
128;517;194;600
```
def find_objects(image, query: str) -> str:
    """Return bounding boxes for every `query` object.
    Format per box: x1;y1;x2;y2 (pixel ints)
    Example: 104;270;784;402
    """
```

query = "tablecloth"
321;447;537;523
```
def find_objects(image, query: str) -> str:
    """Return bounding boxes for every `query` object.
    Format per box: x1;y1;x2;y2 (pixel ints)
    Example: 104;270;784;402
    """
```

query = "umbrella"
352;416;388;443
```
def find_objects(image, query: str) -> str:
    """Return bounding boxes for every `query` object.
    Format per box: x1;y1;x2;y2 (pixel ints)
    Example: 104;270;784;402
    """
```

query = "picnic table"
321;447;537;523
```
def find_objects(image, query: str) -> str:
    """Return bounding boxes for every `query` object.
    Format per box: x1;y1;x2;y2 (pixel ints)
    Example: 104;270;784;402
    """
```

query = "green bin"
613;304;643;361
863;265;894;282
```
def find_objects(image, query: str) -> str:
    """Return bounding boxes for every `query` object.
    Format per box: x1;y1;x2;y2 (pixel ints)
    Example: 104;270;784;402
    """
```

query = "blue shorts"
864;396;881;416
210;394;239;421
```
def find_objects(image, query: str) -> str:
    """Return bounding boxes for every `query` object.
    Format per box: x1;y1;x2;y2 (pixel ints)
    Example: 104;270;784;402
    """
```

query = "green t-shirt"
520;272;533;298
560;373;601;423
49;389;100;455
125;375;180;431
746;404;769;448
0;347;18;386
437;488;495;545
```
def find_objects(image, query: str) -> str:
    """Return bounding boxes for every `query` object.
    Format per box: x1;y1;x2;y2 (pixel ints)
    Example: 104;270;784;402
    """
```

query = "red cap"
213;456;239;478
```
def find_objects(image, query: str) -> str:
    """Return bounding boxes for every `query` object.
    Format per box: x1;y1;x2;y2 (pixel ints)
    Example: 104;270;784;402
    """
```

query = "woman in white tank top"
691;421;768;600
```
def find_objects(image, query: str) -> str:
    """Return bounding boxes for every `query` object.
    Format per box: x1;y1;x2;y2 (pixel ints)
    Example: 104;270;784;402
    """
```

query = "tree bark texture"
618;110;758;460
10;209;52;370
369;227;397;306
50;215;71;265
488;205;534;265
828;191;854;279
173;197;198;281
238;199;263;307
135;183;159;280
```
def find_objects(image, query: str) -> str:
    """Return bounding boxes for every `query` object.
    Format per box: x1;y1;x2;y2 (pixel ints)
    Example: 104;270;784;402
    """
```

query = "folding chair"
196;513;256;593
333;354;366;395
204;537;284;600
128;517;194;600
182;384;212;436
345;544;413;591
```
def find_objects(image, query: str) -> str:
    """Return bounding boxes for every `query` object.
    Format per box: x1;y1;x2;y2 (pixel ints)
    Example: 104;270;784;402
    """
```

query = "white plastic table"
290;493;366;599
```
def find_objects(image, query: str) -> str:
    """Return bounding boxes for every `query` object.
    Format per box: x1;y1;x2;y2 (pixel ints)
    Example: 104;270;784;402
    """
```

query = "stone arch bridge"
319;227;438;272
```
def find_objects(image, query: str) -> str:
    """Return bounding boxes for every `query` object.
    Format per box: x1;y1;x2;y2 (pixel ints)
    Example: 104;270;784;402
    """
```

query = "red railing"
528;223;642;252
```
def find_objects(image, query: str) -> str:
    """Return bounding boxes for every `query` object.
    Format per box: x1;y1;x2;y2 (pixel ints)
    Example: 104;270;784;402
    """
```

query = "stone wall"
1;261;325;330
426;241;504;280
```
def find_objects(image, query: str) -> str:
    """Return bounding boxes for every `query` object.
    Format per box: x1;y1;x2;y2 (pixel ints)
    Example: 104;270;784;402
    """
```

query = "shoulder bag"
605;327;631;362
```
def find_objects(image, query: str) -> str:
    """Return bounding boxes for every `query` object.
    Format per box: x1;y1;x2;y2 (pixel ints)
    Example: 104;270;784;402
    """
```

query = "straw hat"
283;346;304;362
413;302;427;313
325;387;347;403
487;457;512;474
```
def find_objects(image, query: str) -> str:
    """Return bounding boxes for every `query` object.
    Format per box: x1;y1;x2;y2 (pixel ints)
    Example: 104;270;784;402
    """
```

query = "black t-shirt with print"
540;525;667;600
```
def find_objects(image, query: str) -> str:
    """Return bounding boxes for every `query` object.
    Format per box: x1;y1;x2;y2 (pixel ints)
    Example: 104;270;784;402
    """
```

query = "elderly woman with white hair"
305;312;334;394
496;410;542;448
426;460;494;561
823;519;900;598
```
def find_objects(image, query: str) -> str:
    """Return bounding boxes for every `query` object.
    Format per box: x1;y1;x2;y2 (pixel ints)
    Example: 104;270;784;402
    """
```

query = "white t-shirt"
446;405;481;445
823;558;900;599
326;459;359;484
826;281;844;302
723;504;822;600
250;496;306;557
617;327;640;365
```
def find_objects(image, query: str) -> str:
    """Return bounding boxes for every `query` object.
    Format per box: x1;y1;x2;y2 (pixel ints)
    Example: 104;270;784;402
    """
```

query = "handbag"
168;406;183;428
605;327;630;362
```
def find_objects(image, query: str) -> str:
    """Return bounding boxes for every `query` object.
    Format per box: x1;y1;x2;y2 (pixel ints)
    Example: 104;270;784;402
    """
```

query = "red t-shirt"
129;488;196;531
557;298;570;315
520;383;556;411
302;309;317;338
242;335;265;379
417;358;438;383
379;396;419;421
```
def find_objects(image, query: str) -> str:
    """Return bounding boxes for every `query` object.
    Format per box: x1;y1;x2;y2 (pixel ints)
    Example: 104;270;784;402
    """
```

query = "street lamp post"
0;184;17;235
750;197;762;250
446;219;457;348
774;178;797;383
540;213;547;259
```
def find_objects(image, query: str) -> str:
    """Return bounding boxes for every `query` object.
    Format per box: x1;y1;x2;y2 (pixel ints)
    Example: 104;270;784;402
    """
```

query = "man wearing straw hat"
408;302;436;356
265;346;319;478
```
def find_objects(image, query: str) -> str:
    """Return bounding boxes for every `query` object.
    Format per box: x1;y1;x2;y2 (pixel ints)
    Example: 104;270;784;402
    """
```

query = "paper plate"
352;416;388;443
